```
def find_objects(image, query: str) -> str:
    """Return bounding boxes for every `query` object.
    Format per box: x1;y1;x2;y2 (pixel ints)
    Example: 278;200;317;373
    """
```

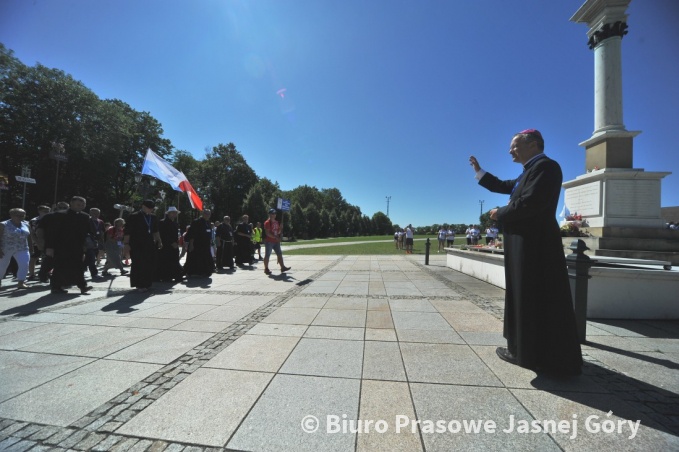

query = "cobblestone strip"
415;260;679;436
0;257;346;451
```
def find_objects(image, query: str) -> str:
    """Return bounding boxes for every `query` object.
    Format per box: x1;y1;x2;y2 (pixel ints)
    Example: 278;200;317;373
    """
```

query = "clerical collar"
523;153;546;170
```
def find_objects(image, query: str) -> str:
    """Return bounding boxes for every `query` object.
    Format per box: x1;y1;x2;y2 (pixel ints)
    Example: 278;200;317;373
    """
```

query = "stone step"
597;237;679;252
594;249;679;265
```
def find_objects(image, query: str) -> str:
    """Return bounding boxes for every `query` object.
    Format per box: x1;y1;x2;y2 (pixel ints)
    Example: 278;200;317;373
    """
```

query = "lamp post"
113;203;134;218
386;196;391;217
134;173;157;201
479;200;485;217
50;141;68;207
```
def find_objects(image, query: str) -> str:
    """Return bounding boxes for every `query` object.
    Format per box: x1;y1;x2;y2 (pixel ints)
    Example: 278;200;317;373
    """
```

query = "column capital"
587;21;628;49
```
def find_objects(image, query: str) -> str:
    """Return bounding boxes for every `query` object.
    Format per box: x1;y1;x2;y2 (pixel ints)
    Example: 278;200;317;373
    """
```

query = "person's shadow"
1;286;80;317
100;290;160;314
530;351;679;438
182;277;213;289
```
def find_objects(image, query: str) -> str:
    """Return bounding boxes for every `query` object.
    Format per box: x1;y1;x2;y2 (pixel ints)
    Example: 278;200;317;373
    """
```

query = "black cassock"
157;217;183;281
125;211;158;289
45;209;89;290
215;223;234;269
479;155;582;374
183;218;213;277
234;222;253;266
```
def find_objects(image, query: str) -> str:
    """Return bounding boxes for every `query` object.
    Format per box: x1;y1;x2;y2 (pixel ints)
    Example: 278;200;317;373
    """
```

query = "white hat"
166;206;180;214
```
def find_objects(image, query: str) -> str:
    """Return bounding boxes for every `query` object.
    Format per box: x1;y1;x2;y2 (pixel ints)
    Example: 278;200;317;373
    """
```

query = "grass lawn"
284;236;470;255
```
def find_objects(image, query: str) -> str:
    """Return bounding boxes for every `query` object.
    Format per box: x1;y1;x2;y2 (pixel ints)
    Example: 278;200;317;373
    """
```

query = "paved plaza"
0;254;678;451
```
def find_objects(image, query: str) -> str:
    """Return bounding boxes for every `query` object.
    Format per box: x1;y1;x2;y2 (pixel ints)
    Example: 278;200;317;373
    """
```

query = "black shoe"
51;288;68;294
496;347;518;365
120;269;129;275
280;266;291;272
80;286;93;294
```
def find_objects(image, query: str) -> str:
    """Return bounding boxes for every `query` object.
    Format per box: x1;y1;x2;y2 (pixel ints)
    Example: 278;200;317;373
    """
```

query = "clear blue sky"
1;0;677;227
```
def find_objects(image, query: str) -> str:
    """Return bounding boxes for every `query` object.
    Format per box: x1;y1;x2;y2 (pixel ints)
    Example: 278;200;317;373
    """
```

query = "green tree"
371;211;393;235
290;202;307;239
242;184;267;225
196;143;258;219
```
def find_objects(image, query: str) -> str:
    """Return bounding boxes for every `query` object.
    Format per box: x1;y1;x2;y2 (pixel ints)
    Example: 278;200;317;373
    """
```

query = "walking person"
45;196;92;295
157;206;184;282
405;224;414;254
123;200;161;292
263;208;291;275
36;201;69;283
183;209;214;277
469;128;582;375
102;218;128;276
215;216;235;271
234;214;253;267
27;205;50;280
253;222;263;260
437;226;447;252
0;208;32;289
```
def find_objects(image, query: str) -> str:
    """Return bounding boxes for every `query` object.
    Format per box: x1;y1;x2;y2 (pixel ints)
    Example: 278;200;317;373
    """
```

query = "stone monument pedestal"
563;168;670;232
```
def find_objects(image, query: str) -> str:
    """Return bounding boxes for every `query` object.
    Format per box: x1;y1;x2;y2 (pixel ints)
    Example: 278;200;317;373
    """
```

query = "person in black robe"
215;215;235;271
36;201;69;283
156;206;184;282
469;129;582;376
45;196;92;295
183;209;214;277
234;214;253;267
124;200;161;292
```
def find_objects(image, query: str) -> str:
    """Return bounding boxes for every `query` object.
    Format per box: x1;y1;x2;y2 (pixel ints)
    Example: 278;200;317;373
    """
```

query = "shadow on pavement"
532;361;679;438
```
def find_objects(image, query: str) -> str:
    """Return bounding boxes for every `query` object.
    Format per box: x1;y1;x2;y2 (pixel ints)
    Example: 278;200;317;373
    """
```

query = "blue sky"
1;0;677;227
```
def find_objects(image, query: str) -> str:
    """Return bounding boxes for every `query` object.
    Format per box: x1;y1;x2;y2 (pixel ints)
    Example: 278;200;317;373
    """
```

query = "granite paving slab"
304;326;365;341
0;351;94;403
396;329;464;344
391;311;452;331
227;374;360;452
362;341;407;381
105;330;213;364
117;368;273;447
21;327;161;358
168;320;233;333
261;307;320;325
471;345;608;393
585;349;679;393
282;296;329;309
511;388;679;450
440;311;503;333
400;343;502;386
192;305;258;322
205;334;299;372
0;323;89;351
312;309;366;328
0;359;160;426
365;328;397;342
388;299;437;312
365;311;394;329
0;321;45;337
245;322;308;337
357;380;422;452
279;338;364;379
410;383;561;451
323;297;368;310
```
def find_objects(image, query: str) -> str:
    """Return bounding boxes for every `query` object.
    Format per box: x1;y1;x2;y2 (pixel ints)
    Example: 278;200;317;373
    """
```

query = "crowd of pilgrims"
0;197;267;294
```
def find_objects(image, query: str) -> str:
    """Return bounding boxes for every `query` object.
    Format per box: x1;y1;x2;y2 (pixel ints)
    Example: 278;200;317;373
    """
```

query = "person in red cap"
469;129;582;376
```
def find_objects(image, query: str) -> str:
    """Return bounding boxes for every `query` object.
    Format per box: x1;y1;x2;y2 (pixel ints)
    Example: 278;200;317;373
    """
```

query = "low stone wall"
445;247;679;319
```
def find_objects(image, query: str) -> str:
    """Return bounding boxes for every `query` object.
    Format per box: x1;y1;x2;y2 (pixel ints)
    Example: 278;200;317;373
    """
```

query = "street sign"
277;198;291;212
16;175;36;184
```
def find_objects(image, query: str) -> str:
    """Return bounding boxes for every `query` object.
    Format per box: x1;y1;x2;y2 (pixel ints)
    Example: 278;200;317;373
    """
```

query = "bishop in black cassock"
470;129;582;376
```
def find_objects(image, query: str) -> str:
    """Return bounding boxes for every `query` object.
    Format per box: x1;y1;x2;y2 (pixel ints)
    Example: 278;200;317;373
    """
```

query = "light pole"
479;200;485;218
50;141;68;207
386;196;391;217
134;173;157;201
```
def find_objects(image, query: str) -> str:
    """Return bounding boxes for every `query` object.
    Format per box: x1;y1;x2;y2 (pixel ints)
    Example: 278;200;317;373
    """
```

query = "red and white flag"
141;149;203;210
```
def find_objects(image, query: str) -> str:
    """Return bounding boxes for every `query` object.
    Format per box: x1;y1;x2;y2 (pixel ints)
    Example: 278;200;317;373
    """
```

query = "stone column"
571;0;638;171
564;0;670;233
